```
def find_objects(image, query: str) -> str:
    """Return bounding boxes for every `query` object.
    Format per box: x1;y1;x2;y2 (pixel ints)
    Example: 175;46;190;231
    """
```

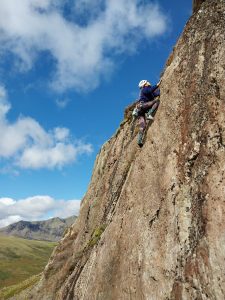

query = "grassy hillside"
0;274;41;299
0;234;56;289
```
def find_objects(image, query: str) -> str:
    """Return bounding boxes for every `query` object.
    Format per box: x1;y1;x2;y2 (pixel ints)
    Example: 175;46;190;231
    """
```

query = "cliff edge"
26;0;225;299
193;0;206;13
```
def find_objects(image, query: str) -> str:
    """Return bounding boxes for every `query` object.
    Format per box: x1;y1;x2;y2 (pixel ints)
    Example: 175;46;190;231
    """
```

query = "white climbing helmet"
138;80;150;89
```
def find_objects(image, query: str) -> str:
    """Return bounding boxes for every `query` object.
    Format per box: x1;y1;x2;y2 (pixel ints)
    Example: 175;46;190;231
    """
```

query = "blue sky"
0;0;192;227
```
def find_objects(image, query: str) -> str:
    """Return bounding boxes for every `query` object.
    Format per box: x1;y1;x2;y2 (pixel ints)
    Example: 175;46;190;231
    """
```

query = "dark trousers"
138;99;160;132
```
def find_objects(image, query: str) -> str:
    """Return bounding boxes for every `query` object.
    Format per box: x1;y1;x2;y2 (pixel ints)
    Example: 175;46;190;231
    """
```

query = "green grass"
87;225;106;248
0;273;41;299
0;234;56;289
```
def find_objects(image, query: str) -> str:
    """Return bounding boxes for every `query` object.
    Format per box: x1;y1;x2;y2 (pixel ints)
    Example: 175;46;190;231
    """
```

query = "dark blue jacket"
139;85;160;103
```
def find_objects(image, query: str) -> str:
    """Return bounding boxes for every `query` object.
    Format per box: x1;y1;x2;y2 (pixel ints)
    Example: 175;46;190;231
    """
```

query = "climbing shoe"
137;132;144;147
146;112;154;120
132;107;139;117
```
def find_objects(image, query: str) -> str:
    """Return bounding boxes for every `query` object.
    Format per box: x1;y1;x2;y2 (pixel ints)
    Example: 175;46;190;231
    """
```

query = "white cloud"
53;127;70;141
0;85;93;170
0;197;16;206
0;86;11;118
0;0;168;92
0;195;81;228
18;143;81;169
51;199;81;219
55;98;71;109
0;215;22;228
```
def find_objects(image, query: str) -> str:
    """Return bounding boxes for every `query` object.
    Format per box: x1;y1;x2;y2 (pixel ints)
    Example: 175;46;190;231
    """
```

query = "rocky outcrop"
0;216;77;242
27;0;225;299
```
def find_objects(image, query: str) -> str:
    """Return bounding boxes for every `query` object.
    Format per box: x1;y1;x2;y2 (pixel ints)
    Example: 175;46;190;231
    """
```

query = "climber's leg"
140;99;159;111
147;99;160;119
137;115;146;147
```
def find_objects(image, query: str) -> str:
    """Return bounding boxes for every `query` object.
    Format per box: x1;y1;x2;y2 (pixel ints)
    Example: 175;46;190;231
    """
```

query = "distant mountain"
0;216;77;242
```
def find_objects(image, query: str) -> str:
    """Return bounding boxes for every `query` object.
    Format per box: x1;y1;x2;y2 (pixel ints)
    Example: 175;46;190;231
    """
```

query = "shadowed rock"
193;0;206;13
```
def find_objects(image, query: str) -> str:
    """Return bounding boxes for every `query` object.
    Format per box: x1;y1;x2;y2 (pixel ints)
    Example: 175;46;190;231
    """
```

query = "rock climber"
133;79;161;147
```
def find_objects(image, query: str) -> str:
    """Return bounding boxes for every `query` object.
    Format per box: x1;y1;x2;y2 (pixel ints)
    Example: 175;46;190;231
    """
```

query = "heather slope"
25;0;225;299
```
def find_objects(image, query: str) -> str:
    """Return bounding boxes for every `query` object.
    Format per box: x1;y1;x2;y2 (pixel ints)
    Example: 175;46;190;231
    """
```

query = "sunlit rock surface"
23;0;225;299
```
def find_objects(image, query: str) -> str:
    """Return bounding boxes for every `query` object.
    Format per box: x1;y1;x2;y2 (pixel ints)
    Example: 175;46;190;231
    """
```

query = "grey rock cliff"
25;0;225;299
0;216;76;242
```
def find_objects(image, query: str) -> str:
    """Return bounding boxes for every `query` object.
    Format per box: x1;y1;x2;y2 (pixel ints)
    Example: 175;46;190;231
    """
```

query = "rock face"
0;216;77;242
193;0;206;13
29;0;225;299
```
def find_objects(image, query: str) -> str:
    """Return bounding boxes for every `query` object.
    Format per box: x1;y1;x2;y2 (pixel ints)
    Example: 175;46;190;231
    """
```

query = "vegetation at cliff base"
0;273;41;299
0;234;56;289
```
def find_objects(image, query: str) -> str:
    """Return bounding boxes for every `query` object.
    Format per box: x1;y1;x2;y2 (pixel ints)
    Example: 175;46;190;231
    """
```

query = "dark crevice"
84;205;91;233
185;150;200;178
150;276;157;282
149;208;160;228
218;126;225;148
